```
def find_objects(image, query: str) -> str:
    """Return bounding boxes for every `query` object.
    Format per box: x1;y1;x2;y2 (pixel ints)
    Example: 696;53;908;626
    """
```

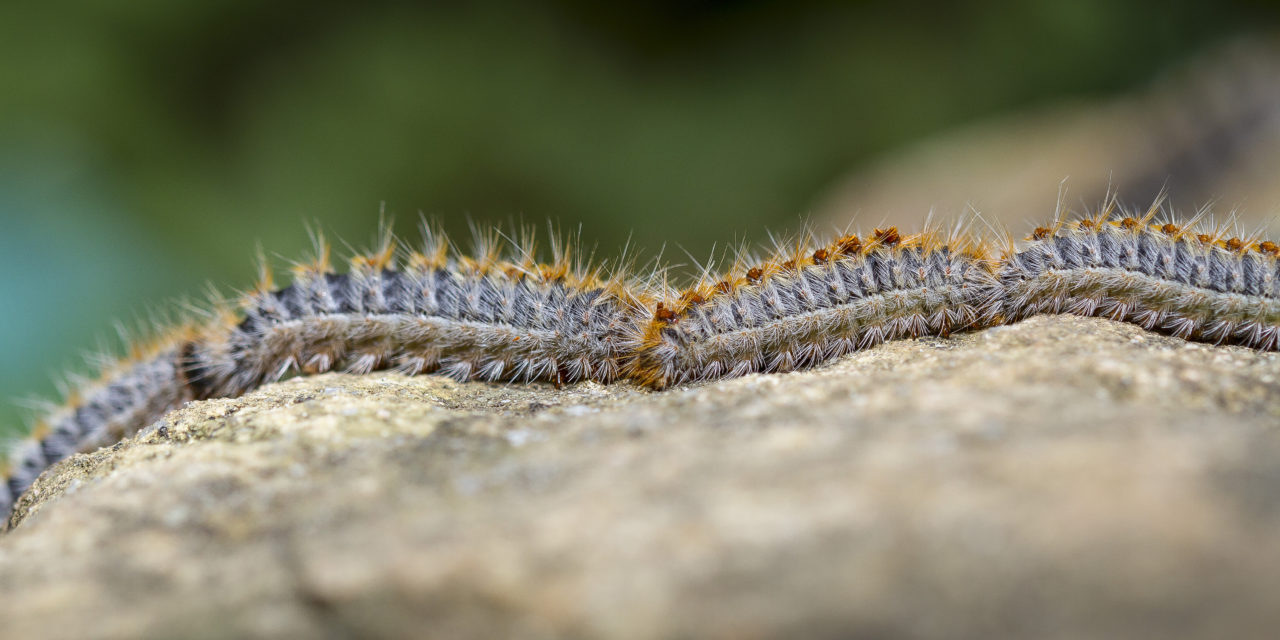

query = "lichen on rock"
2;315;1279;639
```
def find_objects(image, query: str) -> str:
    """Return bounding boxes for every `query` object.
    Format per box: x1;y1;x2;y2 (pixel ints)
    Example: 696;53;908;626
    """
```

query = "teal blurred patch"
0;148;192;440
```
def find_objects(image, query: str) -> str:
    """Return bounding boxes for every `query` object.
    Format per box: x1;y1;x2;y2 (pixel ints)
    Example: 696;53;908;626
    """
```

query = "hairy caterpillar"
628;225;998;388
4;204;1279;525
994;211;1280;349
181;228;648;398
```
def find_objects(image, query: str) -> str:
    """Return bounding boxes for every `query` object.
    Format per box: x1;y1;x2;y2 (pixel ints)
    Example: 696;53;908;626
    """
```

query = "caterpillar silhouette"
4;203;1279;523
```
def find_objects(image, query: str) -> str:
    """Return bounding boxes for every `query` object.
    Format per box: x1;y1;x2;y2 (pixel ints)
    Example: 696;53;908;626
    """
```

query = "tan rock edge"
2;315;1279;639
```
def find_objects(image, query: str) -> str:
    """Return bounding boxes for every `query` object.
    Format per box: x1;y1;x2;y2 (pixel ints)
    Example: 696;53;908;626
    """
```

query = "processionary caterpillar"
4;201;1279;523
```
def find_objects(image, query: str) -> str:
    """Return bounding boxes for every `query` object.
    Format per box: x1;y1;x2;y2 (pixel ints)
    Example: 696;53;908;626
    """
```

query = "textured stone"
2;315;1279;639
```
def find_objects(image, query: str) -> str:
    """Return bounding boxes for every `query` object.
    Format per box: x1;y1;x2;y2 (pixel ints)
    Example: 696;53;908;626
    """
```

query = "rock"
2;314;1279;639
810;37;1280;232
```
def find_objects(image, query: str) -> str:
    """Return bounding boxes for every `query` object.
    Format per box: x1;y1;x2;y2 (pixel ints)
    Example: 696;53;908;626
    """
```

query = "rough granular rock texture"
2;314;1280;639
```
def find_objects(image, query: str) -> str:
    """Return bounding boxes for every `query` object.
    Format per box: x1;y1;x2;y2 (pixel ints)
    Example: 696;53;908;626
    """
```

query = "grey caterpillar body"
2;349;187;519
5;206;1280;525
184;260;641;399
629;230;998;388
996;220;1280;349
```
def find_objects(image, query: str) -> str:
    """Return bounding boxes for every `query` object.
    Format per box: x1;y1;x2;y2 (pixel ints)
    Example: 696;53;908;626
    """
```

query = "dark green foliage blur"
0;0;1272;434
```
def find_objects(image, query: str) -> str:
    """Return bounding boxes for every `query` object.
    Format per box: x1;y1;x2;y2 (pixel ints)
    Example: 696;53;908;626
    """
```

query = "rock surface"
2;315;1280;639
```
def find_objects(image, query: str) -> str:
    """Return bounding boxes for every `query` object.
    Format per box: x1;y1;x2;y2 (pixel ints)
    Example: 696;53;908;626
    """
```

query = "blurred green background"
0;0;1275;436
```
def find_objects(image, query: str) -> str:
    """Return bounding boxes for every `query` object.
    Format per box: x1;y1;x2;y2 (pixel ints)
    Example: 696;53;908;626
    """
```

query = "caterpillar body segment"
994;216;1280;350
628;227;1000;389
183;268;647;398
3;345;190;519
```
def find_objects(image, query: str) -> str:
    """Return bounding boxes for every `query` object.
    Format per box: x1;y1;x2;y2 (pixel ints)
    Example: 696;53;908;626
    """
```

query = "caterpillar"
4;204;1279;525
627;225;998;388
995;213;1280;349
